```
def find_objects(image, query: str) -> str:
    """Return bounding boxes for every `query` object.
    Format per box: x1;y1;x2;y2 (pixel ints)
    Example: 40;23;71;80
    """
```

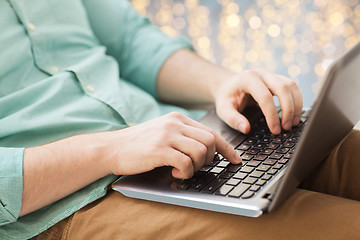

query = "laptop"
112;41;360;217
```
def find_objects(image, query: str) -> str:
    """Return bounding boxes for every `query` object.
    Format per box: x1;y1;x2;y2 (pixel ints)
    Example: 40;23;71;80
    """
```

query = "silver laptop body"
112;42;360;217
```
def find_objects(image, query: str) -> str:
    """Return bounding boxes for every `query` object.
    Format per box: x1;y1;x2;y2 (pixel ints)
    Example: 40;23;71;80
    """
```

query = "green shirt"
0;0;204;238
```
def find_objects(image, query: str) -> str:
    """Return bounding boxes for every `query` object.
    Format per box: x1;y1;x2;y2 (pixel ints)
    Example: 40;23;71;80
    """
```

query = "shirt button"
86;84;95;93
50;66;59;73
27;22;36;31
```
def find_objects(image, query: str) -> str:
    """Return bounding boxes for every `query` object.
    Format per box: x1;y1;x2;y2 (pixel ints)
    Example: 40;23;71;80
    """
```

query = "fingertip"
172;168;183;179
272;125;281;135
292;116;301;126
238;122;251;134
234;152;242;164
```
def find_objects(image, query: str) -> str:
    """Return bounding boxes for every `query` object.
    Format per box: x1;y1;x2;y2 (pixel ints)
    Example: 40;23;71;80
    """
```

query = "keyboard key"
268;143;280;149
284;153;293;159
255;179;267;186
269;153;283;160
215;185;234;196
272;163;283;170
217;160;230;168
244;138;258;145
247;148;260;155
249;170;264;178
213;154;221;161
189;173;217;191
226;178;241;186
210;167;224;174
261;149;273;155
246;160;262;167
239;166;255;173
236;149;244;156
253;133;264;139
241;190;254;199
280;132;292;138
267;169;278;175
201;178;226;193
233;172;248;180
263;159;277;165
276;147;290;154
261;174;272;181
228;184;251;198
227;164;242;173
237;144;251;151
260;136;273;143
283;141;295;148
219;171;234;179
199;165;212;172
272;137;285;144
254;143;267;149
242;176;257;184
257;164;271;172
254;154;267;161
177;182;191;190
249;185;261;192
241;154;253;161
278;158;289;164
209;159;220;167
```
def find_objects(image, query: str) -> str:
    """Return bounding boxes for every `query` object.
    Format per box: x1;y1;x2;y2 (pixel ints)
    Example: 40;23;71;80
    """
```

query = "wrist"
71;133;112;177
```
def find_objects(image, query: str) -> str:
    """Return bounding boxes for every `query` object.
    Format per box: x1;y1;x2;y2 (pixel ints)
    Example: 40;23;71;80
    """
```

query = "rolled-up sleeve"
0;148;24;226
83;0;194;98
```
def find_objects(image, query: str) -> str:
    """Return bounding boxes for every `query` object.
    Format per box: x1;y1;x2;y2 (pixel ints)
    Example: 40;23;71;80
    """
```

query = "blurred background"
130;0;360;107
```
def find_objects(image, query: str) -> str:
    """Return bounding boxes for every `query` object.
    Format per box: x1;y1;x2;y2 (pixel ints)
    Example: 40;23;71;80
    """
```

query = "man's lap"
36;130;360;240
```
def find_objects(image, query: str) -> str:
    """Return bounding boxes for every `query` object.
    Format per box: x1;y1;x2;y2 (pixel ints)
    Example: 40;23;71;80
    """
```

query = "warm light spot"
249;16;262;29
245;50;258;63
314;63;325;76
288;64;301;77
329;12;344;26
226;14;241;28
322;59;334;72
197;37;210;49
173;3;185;16
173;17;186;30
267;24;281;37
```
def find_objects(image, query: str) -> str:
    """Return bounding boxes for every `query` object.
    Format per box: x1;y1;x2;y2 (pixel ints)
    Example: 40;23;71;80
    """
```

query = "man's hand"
214;68;303;135
157;50;303;136
99;112;241;179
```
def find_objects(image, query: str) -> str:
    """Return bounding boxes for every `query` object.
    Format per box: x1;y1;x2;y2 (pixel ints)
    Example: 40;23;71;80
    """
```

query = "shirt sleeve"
82;0;194;98
0;148;24;226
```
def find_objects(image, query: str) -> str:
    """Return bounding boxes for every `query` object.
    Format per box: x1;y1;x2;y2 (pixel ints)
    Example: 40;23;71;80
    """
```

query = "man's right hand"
99;112;242;179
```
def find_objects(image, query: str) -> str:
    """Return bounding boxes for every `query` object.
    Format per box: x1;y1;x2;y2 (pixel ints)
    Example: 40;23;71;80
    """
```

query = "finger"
166;150;195;179
179;116;242;164
171;136;208;172
241;74;281;135
277;75;303;126
257;71;296;130
216;99;251;134
180;125;216;166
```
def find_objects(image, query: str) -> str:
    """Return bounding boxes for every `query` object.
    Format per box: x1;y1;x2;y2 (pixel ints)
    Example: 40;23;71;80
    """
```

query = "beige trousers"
36;130;360;240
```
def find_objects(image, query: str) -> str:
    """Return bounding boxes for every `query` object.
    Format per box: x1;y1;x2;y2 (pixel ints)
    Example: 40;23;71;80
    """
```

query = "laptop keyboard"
176;110;309;199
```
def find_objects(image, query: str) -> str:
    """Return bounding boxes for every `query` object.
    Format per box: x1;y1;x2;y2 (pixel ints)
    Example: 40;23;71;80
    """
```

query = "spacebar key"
228;184;251;198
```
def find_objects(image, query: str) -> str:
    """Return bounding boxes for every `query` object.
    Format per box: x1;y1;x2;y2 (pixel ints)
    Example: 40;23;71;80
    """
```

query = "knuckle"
261;92;274;102
197;144;208;157
181;155;193;169
168;112;183;119
162;118;178;129
254;67;266;73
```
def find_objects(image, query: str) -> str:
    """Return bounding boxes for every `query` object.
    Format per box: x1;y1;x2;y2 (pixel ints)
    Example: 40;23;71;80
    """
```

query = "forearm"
157;49;235;104
20;134;110;216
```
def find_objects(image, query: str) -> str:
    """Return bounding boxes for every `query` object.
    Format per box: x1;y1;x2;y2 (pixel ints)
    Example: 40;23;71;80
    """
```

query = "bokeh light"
130;0;360;106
